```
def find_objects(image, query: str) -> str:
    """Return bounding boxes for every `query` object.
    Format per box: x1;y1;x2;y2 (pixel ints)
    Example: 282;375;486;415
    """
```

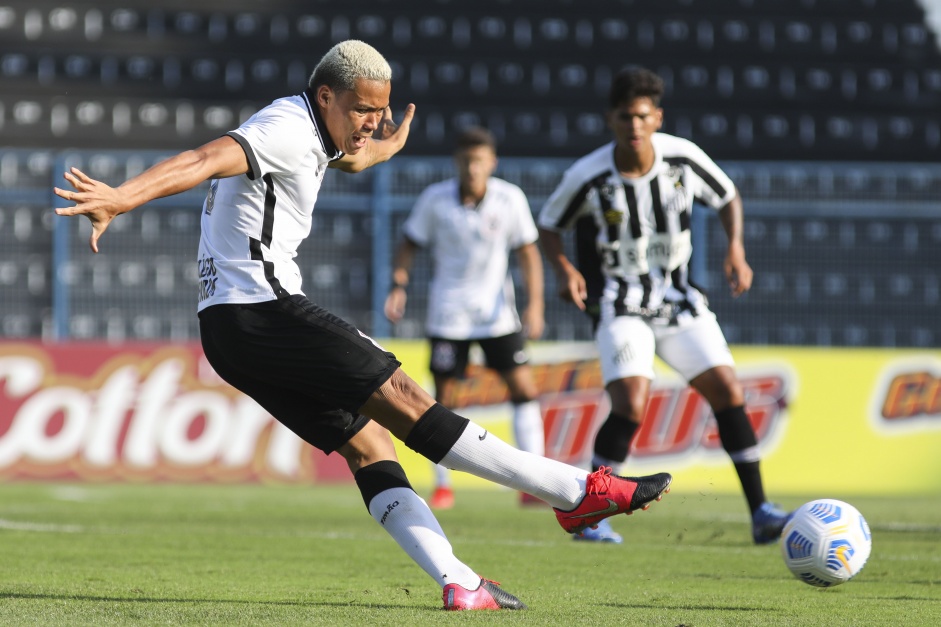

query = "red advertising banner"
0;342;352;483
0;341;789;486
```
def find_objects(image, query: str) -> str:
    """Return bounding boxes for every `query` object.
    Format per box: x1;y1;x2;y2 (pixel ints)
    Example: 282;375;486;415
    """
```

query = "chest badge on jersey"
599;183;623;225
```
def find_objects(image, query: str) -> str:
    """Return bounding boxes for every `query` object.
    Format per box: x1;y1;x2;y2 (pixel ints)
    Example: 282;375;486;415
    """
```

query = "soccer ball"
780;499;872;587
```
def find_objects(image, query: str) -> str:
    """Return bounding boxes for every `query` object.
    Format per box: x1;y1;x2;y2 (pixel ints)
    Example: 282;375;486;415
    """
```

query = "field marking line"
0;518;84;533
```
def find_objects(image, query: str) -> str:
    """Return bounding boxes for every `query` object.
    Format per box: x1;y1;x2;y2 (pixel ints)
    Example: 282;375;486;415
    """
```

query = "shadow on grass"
0;591;435;611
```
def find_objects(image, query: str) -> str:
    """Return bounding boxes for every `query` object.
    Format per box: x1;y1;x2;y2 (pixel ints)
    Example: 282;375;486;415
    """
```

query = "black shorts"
429;332;528;379
198;295;401;454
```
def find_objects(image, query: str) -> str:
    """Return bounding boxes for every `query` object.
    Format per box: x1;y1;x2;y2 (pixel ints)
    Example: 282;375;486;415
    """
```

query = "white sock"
512;400;545;456
433;463;451;488
367;487;479;589
439;421;587;510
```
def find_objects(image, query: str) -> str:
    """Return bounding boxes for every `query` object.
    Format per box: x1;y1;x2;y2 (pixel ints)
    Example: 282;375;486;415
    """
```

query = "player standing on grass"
538;66;791;546
384;126;547;510
54;41;672;611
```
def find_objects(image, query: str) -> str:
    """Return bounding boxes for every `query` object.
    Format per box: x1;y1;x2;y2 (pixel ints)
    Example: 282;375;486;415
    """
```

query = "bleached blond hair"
308;40;392;91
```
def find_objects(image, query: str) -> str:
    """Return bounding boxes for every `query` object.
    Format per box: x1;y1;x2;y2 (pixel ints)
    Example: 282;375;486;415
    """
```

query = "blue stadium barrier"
0;148;939;347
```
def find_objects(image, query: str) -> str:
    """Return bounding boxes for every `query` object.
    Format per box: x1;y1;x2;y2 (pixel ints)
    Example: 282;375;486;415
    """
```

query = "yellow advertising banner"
1;341;938;496
384;341;941;496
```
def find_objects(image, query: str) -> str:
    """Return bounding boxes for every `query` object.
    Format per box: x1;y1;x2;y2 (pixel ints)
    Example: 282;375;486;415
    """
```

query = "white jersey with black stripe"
403;177;538;339
538;133;735;324
196;90;341;312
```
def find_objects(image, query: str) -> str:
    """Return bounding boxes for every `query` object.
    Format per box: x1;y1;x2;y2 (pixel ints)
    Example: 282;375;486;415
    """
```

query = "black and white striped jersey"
196;89;341;312
538;132;736;324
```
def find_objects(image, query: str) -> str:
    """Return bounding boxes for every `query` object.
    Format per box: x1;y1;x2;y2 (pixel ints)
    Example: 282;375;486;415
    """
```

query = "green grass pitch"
0;483;938;626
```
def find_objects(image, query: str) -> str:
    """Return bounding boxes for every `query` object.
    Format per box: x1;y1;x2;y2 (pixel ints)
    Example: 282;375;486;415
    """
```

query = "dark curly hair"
455;126;497;152
608;67;665;109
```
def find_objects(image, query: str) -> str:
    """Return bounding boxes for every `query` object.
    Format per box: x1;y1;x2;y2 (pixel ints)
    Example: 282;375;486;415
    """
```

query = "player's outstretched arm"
54;136;249;252
331;104;416;173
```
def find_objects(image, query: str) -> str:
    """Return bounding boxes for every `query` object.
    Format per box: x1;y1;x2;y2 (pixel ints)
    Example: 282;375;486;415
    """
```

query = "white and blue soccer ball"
780;499;872;587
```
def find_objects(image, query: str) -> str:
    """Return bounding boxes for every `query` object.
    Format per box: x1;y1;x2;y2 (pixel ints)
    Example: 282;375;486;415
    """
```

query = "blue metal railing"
2;148;939;346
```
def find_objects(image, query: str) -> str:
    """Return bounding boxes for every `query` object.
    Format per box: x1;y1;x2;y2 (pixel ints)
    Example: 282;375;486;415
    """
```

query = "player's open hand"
54;167;128;253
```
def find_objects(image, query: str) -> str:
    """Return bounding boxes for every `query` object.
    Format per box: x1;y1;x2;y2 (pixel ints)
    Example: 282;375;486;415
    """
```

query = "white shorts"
596;312;735;384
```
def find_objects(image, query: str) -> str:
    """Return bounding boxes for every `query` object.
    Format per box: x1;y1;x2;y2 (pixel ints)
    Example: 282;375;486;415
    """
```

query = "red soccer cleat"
442;578;527;611
554;467;672;534
428;486;454;510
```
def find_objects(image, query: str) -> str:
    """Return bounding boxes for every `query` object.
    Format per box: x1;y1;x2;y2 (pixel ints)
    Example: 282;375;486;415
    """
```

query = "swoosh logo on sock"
478;431;488;441
569;498;619;519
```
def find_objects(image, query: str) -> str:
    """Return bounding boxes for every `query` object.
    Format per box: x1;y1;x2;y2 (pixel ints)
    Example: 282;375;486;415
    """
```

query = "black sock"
353;460;413;510
592;412;638;469
714;405;765;514
403;403;469;464
733;461;766;514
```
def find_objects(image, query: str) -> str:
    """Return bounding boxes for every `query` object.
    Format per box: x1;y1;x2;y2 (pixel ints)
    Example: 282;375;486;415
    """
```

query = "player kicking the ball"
54;40;672;611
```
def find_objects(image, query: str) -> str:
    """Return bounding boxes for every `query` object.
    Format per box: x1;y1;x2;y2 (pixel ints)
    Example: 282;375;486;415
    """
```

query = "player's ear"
317;85;332;108
655;108;664;130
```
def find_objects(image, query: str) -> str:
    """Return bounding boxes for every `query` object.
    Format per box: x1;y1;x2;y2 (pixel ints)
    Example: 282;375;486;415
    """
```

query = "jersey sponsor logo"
612;230;692;276
197;255;218;302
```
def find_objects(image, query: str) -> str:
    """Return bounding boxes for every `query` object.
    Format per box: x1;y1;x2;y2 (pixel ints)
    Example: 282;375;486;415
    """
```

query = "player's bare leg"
427;374;458;509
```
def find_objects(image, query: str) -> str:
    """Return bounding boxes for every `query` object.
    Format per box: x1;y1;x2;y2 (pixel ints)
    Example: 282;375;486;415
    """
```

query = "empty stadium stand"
1;0;939;160
2;1;939;347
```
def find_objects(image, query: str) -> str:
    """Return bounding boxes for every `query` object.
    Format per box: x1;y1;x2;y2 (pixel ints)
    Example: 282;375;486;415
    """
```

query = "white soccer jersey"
196;90;341;312
403;177;538;339
538;133;736;325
